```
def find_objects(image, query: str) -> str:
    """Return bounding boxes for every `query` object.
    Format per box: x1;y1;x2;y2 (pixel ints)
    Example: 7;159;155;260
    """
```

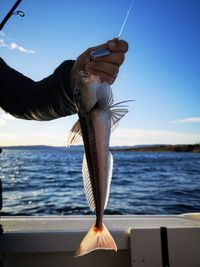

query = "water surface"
0;147;199;215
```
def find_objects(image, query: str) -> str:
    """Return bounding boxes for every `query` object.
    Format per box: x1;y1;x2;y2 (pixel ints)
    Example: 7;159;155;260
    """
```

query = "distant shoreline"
1;144;200;153
111;144;200;153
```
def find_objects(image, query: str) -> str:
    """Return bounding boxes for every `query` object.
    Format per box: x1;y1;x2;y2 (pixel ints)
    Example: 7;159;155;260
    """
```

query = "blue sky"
0;0;200;146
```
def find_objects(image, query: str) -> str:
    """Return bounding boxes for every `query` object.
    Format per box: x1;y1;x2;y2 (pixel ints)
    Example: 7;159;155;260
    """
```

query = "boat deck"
0;215;200;267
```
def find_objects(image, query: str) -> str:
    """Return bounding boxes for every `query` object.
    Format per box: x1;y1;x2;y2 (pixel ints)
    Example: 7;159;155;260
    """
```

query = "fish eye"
74;90;82;101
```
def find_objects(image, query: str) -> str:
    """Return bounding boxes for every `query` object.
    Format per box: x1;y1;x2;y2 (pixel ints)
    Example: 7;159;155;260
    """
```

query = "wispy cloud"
171;117;200;124
0;35;35;54
9;42;35;54
0;38;6;47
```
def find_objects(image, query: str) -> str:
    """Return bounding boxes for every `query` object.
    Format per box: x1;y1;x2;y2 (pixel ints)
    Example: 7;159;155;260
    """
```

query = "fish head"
73;72;100;114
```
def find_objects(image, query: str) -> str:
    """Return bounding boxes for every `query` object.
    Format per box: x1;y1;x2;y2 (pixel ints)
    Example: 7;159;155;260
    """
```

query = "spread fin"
82;153;95;212
75;223;117;257
67;119;82;147
110;100;133;131
96;82;114;110
111;108;128;130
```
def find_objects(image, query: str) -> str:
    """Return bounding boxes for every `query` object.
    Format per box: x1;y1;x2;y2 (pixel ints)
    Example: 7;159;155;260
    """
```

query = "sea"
0;146;200;216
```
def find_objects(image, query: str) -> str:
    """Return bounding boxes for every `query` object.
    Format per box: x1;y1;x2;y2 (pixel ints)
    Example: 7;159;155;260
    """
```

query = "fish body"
79;106;112;227
67;72;129;256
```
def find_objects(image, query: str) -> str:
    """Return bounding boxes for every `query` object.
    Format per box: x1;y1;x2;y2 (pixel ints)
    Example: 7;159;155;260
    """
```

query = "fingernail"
108;41;116;49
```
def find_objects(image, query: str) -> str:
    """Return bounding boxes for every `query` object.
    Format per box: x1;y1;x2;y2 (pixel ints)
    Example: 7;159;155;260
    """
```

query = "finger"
107;39;129;53
88;61;119;79
93;52;125;66
84;39;128;56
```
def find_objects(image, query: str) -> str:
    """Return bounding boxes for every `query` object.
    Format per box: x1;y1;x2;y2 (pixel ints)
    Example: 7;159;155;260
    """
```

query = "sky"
0;0;200;146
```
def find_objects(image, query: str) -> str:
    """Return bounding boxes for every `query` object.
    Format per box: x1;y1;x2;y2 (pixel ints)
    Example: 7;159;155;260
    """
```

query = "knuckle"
120;40;129;52
85;47;94;55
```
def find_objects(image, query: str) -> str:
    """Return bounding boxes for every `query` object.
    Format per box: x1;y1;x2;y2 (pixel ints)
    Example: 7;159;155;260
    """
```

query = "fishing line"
91;0;135;58
118;0;134;38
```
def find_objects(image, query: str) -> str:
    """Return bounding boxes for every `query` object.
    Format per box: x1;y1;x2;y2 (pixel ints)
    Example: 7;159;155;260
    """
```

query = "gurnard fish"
67;71;129;257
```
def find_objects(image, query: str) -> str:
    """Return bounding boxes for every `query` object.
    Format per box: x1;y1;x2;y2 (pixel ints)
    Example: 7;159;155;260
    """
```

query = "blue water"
0;147;200;216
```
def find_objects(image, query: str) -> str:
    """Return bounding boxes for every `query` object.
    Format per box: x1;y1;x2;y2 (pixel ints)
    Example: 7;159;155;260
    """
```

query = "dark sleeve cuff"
50;59;77;118
0;58;77;120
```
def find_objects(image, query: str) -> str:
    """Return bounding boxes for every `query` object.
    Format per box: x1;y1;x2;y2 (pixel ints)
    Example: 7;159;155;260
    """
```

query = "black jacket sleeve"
0;57;77;120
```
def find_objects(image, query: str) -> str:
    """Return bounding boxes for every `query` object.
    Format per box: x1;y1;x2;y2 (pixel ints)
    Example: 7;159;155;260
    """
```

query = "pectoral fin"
67;119;82;147
110;100;133;131
96;82;114;109
111;108;128;131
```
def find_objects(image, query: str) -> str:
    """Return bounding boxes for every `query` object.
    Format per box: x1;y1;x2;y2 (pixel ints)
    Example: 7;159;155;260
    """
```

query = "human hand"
69;38;128;89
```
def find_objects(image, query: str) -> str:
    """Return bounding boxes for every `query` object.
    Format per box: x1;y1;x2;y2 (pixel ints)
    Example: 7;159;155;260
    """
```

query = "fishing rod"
91;0;134;58
0;0;25;31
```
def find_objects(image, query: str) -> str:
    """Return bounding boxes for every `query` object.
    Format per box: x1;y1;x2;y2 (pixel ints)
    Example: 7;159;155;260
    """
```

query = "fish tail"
75;223;117;257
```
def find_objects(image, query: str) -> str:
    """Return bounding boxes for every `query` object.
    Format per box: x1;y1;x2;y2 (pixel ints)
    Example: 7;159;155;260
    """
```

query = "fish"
67;71;129;257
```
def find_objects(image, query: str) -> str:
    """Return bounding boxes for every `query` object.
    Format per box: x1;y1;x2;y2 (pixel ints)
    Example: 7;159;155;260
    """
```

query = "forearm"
0;58;76;120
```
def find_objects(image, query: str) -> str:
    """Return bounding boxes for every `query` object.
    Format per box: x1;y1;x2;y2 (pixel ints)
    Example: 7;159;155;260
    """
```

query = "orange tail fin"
75;223;117;257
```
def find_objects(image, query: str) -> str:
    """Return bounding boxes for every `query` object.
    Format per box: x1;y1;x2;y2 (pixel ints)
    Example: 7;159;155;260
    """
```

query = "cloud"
0;37;35;54
171;117;200;124
0;38;6;47
9;42;35;54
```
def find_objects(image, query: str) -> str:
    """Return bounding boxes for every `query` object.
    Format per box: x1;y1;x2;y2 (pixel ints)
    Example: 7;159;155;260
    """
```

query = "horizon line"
1;143;199;148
